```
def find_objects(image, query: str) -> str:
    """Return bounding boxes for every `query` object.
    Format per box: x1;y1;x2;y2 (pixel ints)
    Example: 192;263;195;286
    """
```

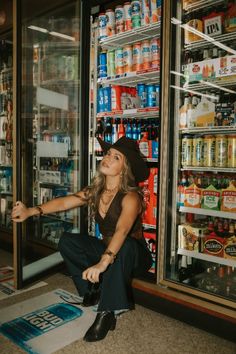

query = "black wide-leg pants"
58;233;152;312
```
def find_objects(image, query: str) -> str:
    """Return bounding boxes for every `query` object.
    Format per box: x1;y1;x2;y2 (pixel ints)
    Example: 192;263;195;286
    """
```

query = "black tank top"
95;190;143;241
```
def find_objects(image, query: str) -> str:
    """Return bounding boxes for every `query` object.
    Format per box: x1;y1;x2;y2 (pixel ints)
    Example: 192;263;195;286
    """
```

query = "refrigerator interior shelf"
185;31;236;51
40;214;73;224
181;167;236;173
177;248;236;267
0;165;12;168
98;69;160;87
179;206;236;220
184;78;236;91
97;107;159;119
99;22;161;49
184;0;224;13
39;79;80;86
180;126;236;134
0;191;13;195
1;67;13;73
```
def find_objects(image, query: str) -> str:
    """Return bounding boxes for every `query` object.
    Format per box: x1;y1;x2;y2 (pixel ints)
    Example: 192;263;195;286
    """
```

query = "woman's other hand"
11;201;31;222
82;255;111;283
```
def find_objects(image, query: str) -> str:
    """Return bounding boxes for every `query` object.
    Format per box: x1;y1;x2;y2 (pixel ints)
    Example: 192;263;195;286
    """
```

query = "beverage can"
146;84;156;107
155;85;160;106
150;0;158;23
124;2;132;31
150;38;160;69
98;51;107;78
181;135;192;167
141;0;150;26
132;42;142;71
115;6;124;34
105;9;115;36
141;40;151;70
115;48;123;75
98;13;107;40
97;87;104;113
131;0;141;28
107;50;116;77
103;86;112;112
192;136;203;166
227;135;236;168
137;83;147;108
123;45;133;73
215;135;228;167
157;0;162;21
203;135;215;167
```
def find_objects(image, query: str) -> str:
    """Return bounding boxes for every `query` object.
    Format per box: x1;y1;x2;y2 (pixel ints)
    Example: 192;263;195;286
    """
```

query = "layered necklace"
99;185;119;216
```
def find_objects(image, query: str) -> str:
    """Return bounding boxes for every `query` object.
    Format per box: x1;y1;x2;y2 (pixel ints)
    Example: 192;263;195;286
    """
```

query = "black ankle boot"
83;311;116;342
82;289;100;307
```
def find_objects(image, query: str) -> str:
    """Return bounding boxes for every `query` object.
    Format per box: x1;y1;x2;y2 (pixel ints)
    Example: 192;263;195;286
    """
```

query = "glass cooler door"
18;0;81;283
162;0;236;308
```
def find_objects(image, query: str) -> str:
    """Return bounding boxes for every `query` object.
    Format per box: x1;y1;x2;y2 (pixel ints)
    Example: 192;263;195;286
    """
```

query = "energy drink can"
98;51;107;78
146;84;157;107
192;136;204;166
98;13;107;40
115;5;124;34
137;83;147;108
132;42;142;71
111;85;122;111
131;0;141;28
105;9;115;36
215;135;228;167
97;87;104;113
107;50;116;77
141;0;150;26
150;0;158;23
141;40;151;70
181;135;193;167
124;2;132;31
103;86;112;112
123;45;133;73
150;38;160;69
227;135;236;168
115;48;123;75
203;135;215;167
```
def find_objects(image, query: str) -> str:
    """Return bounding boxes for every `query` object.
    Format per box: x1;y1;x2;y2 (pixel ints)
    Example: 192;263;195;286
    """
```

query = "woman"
12;136;153;342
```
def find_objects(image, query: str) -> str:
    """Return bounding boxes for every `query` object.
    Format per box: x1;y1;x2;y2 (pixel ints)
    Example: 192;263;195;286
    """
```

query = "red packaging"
202;231;225;258
111;85;122;111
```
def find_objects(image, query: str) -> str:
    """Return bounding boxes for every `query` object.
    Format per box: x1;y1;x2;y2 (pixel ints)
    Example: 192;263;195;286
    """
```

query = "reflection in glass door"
19;0;81;282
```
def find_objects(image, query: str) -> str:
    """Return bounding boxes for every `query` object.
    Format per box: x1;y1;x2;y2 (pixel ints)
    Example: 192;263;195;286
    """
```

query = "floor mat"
0;289;97;354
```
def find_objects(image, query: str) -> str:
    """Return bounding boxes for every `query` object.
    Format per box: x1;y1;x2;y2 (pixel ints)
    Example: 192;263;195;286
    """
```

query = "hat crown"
112;136;139;152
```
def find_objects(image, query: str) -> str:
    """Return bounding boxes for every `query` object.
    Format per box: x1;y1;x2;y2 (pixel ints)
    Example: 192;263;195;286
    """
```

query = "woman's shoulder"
122;190;140;203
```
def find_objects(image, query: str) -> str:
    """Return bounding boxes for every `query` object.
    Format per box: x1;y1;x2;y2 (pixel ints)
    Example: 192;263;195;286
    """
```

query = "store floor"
0;250;235;354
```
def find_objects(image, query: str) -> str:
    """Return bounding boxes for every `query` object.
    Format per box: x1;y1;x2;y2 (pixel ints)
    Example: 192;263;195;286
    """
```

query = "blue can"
98;52;107;78
146;84;157;107
155;85;160;106
97;87;104;113
103;86;111;112
137;83;147;108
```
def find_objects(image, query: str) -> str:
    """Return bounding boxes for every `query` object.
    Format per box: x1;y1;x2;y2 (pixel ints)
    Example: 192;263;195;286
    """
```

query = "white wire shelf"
185;31;236;51
181;167;236;173
98;69;160;87
180;126;236;134
99;22;161;49
177;248;236;267
184;0;224;14
184;77;236;91
97;107;159;119
179;206;236;220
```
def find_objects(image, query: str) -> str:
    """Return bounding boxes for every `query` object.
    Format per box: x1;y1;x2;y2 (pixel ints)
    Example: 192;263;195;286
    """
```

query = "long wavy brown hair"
83;156;145;218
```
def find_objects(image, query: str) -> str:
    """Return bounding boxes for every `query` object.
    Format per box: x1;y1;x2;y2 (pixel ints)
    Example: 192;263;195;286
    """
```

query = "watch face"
0;10;6;26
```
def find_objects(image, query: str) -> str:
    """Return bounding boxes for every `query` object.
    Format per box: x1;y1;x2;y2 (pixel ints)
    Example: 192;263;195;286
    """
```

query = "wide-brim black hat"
97;136;149;183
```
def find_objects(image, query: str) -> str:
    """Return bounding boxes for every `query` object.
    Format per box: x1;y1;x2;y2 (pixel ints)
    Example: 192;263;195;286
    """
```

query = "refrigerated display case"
158;0;236;311
15;0;82;285
0;1;13;249
89;0;161;279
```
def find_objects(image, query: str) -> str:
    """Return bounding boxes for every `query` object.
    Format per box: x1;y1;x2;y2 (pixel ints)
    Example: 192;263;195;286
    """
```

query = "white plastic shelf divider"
179;206;236;220
181;167;236;173
184;31;236;51
180;126;236;134
177;248;236;267
97;107;159;119
98;69;160;87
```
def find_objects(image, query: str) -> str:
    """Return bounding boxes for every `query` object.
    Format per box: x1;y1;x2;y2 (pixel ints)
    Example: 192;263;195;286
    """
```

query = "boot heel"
110;318;116;331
